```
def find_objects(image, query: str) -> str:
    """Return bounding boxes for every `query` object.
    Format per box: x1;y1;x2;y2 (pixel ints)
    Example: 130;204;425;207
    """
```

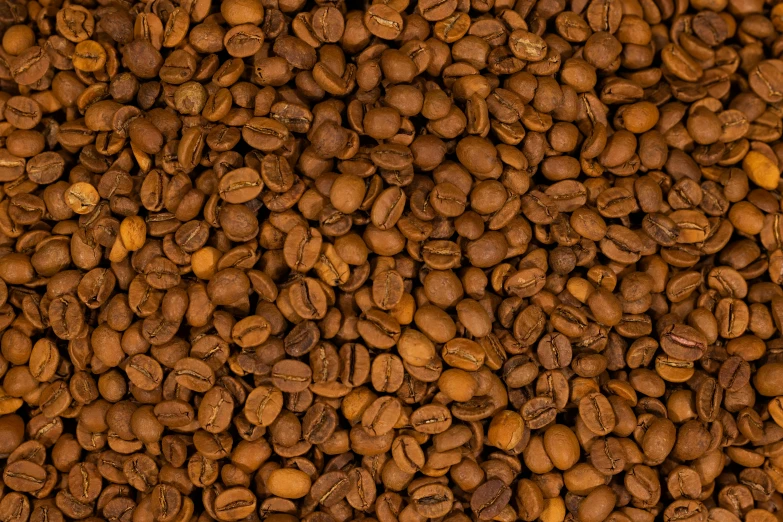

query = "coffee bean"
10;47;50;86
126;354;163;391
242;117;289;151
5;96;42;130
471;479;511;520
310;471;350;507
509;30;547;62
214;487;256;521
579;392;617;436
266;468;311;499
4;460;47;493
411;483;454;518
198;386;234;433
244;385;283;426
660;324;708;362
363;5;403;40
521;396;557;429
173;358;215;392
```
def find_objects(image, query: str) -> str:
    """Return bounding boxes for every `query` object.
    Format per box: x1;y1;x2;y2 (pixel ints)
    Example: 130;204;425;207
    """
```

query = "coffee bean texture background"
0;0;782;521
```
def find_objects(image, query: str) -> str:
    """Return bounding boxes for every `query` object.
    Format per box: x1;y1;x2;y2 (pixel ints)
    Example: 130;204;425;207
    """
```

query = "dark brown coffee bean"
10;47;50;86
126;354;163;391
300;402;336;444
5;96;42;130
244;385;283;426
471;479;511;520
521;396;557;429
242;117;288;151
67;462;101;502
4;460;47;493
213;487;256;521
411;483;454;518
364;5;403;40
660;324;708;362
197;386;234;433
579;392;616;436
310;471;350;507
218;167;263;204
509;30;547;62
173;357;215;392
56;490;92;520
283;226;322;273
718;356;751;392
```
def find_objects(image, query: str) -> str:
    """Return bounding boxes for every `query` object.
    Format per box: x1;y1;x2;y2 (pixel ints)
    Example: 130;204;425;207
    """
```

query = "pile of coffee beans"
1;0;783;520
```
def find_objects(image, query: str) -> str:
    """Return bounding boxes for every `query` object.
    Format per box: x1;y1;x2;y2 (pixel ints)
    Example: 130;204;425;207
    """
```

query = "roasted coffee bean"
660;324;708;362
579;392;617;436
521;396;557;429
173;358;215;392
410;404;452;434
302;402;338;443
364;5;403;40
4;461;47;493
266;468;311;499
244;385;283;426
471;479;511;520
411;483;454;518
310;471;350;507
214;487;256;521
125;354;163;391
